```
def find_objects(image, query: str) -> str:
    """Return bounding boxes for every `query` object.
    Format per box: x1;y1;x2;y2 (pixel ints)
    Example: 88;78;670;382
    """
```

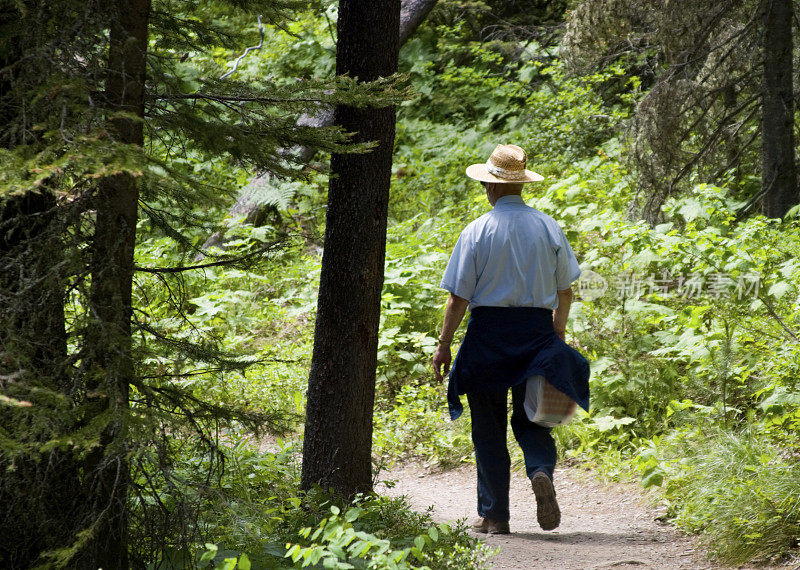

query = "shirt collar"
493;194;526;209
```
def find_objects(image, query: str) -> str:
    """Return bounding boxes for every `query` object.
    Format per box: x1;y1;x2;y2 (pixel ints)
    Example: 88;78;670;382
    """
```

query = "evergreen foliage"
562;0;782;220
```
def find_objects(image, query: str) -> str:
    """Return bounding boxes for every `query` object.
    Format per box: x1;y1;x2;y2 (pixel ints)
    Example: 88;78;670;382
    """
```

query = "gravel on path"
379;463;728;570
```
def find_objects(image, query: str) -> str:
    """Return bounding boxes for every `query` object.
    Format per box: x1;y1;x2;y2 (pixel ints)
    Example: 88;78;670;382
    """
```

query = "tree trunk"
722;83;740;179
80;1;150;567
760;0;797;217
0;190;78;569
0;193;66;366
0;21;79;567
0;190;66;389
399;0;440;44
200;0;437;253
301;0;401;498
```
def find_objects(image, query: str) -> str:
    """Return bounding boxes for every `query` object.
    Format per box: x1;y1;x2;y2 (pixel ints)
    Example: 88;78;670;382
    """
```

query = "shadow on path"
508;530;668;545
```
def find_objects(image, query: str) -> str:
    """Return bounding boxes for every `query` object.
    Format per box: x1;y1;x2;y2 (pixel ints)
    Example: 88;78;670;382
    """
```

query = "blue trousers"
467;383;556;522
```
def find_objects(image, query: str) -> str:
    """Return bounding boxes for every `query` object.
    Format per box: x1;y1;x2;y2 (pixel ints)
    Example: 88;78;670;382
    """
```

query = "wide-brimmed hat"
466;144;544;183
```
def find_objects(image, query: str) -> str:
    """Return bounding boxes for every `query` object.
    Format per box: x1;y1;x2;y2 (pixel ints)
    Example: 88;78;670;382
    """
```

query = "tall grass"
661;428;800;564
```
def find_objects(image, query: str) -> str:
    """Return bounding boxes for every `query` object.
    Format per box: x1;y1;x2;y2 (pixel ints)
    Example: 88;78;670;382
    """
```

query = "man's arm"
553;287;573;341
431;293;469;382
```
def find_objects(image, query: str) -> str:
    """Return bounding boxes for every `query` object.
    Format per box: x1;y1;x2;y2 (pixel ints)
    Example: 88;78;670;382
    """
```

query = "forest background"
1;0;800;568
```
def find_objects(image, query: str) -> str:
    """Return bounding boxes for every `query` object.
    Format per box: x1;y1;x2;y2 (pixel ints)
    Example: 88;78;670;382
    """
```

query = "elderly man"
432;144;590;535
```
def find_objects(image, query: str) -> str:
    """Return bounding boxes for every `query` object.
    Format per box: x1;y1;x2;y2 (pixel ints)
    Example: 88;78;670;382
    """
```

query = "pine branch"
134;238;286;274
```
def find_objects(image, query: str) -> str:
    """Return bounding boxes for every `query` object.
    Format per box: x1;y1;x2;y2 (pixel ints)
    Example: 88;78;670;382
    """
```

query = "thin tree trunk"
301;0;401;498
80;1;150;567
760;0;797;217
722;83;740;178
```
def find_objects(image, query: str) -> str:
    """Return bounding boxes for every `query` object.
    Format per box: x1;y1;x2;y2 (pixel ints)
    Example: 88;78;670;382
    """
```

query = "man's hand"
432;344;451;383
431;293;468;382
553;287;573;342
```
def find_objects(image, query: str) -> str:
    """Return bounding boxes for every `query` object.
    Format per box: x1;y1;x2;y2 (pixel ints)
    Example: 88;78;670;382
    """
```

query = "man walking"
432;144;590;534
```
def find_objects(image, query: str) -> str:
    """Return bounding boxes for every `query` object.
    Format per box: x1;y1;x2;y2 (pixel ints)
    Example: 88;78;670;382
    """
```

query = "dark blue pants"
467;383;556;522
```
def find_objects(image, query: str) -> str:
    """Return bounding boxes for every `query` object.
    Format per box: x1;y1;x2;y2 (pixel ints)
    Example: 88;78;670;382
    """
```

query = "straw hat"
466;144;544;184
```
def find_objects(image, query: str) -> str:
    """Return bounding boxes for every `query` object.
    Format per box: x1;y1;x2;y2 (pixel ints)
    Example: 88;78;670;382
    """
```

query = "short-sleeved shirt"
440;195;581;310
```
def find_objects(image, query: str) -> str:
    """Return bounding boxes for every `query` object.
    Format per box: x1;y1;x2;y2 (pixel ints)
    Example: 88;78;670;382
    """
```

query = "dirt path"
379;463;731;569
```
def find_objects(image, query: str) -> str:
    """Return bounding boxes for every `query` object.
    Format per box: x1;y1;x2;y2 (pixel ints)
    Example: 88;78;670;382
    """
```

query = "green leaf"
768;281;792;299
199;544;218;563
593;415;636;432
641;468;664;488
292;390;304;413
677;198;706;221
308;546;325;565
353;540;372;557
345;507;363;522
413;535;425;551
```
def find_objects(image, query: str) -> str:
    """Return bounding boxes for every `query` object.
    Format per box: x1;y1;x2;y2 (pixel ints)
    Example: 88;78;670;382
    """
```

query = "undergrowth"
183;435;492;569
658;429;800;564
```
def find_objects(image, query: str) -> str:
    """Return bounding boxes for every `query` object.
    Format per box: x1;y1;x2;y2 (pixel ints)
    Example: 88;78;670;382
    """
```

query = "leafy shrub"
285;502;491;569
377;216;460;399
543;148;800;564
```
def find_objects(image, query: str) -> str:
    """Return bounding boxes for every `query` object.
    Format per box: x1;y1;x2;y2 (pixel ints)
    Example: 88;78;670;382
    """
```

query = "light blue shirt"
440;195;581;310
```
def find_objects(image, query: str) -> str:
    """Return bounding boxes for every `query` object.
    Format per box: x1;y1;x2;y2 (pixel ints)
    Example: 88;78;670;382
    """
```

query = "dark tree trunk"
0;20;79;567
0;23;66;376
300;0;401;498
0;190;78;569
80;1;150;567
200;0;436;253
0;190;66;381
760;0;797;217
722;83;740;178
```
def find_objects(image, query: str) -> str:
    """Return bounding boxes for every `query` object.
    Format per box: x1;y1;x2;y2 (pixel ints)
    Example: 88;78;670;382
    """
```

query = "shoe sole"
531;472;561;531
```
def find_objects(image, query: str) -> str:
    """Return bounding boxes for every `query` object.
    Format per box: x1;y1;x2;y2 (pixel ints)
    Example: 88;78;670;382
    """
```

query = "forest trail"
380;463;751;570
